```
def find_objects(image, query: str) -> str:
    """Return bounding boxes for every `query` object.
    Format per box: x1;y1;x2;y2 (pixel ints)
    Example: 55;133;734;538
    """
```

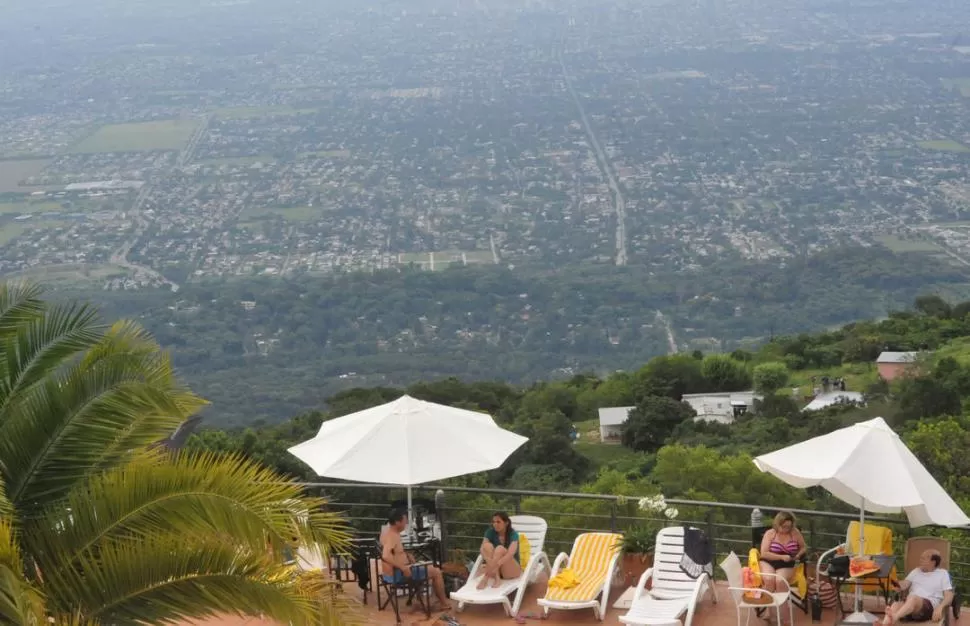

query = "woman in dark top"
476;511;523;589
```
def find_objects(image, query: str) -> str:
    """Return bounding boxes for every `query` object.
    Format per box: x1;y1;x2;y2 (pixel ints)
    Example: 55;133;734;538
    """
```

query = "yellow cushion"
748;548;763;587
519;532;531;569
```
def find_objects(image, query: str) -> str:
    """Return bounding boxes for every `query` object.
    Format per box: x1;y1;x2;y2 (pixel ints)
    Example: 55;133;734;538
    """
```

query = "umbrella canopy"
753;416;969;528
288;394;528;486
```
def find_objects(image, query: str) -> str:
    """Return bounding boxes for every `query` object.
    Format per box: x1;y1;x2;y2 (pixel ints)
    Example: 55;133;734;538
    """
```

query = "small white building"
803;391;865;412
597;406;634;443
681;391;760;424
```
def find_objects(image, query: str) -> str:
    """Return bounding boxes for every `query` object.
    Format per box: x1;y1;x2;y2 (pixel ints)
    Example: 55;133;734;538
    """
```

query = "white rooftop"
877;351;920;364
598;406;634;426
803;391;865;412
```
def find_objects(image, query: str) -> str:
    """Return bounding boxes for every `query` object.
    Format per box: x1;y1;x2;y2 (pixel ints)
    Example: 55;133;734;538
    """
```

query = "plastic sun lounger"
451;515;551;617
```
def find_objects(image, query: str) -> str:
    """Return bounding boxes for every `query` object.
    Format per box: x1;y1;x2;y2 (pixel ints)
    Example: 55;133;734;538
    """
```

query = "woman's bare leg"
477;543;495;589
499;554;523;580
489;546;508;587
760;561;778;592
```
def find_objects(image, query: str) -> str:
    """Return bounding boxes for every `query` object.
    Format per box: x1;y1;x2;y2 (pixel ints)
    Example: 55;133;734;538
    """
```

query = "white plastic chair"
720;551;794;626
451;515;551;617
619;526;718;626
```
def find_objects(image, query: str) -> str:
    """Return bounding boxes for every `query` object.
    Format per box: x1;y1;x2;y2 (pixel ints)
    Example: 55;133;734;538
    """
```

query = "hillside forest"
189;294;970;575
74;244;970;426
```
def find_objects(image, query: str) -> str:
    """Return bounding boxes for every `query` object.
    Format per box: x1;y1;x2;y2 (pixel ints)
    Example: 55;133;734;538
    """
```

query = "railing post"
514;494;522;514
808;518;816;555
610;501;618;533
435;489;448;559
706;508;717;579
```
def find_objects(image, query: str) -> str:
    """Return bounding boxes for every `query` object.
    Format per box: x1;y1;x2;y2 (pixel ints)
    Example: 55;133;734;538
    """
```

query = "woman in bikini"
760;510;807;625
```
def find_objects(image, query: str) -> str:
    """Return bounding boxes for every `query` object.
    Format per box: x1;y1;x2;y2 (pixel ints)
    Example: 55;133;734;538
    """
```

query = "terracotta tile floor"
176;576;904;626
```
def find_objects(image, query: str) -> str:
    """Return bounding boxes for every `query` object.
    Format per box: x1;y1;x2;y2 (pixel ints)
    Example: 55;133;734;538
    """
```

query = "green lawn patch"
873;234;942;253
941;78;970;98
4;263;129;285
917;139;970;153
198;155;276;166
0;202;63;215
0;159;51;192
240;206;320;222
213;106;318;119
71;119;200;153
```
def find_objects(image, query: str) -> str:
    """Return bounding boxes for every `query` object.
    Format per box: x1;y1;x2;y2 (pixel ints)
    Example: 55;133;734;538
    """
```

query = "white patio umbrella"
754;417;970;624
288;394;528;530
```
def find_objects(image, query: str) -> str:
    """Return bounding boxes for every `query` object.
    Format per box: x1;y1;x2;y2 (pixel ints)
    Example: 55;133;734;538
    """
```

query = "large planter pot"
621;552;654;589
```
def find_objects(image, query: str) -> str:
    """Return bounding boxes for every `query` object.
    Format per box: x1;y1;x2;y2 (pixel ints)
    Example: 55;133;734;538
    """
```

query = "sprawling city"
3;1;970;625
3;0;970;292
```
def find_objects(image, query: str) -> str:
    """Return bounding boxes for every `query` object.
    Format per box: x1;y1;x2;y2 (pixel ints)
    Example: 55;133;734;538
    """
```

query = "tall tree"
0;282;351;625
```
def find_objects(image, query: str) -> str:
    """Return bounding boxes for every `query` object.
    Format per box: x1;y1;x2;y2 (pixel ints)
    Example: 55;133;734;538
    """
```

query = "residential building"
681;391;760;424
876;351;921;381
597;406;634;443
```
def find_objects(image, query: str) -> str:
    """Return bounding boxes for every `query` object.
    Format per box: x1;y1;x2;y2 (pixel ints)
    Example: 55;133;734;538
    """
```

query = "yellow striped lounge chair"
537;531;623;620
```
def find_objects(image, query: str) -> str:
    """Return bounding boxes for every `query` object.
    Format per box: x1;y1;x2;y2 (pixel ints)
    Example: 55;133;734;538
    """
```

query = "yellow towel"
543;533;622;603
846;522;898;591
793;562;808;598
548;568;580;590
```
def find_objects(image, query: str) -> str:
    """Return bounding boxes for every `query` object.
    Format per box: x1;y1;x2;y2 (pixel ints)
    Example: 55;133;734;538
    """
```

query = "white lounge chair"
451;515;551;617
620;526;718;626
537;531;623;621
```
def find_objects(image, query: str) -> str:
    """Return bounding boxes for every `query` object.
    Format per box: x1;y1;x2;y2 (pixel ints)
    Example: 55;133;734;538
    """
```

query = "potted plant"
619;525;658;588
618;495;680;588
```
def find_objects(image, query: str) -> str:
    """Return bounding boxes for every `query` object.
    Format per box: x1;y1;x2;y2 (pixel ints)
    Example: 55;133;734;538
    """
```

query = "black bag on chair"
827;555;850;577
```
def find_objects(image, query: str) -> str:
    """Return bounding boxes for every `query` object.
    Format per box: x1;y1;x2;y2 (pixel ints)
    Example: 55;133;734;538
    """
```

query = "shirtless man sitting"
884;549;953;625
379;508;451;611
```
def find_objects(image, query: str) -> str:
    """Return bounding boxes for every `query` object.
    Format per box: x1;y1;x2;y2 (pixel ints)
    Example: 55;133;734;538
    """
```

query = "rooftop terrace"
181;580;919;626
180;482;970;625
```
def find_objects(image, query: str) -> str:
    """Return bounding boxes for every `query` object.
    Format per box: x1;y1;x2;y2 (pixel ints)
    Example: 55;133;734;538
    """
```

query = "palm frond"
0;480;10;520
0;518;45;626
27;450;351;583
42;537;357;626
0;334;201;509
0;302;103;426
0;281;45;343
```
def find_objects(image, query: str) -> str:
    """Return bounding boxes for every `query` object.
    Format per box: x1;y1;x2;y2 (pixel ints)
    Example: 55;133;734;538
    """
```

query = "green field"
3;263;129;285
198;155;276;166
240;206;321;222
213;106;318;119
0;218;69;245
397;250;495;269
0;159;51;192
0;201;62;215
941;78;970;98
71;119;200;153
0;223;28;245
301;150;351;159
873;234;942;253
917;139;970;153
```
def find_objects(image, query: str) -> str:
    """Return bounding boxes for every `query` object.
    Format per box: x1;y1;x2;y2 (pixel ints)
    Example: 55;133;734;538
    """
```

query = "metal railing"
302;482;970;587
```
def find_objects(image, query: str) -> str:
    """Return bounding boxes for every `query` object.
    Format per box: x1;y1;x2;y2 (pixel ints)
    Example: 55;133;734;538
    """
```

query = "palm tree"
0;282;354;625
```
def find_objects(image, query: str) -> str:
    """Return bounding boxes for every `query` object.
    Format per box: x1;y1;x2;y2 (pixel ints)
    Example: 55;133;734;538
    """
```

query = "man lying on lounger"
380;508;451;610
884;550;953;625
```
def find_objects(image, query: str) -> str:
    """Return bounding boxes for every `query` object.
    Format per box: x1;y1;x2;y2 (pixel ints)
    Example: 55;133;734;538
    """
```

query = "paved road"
559;51;628;266
656;310;678;354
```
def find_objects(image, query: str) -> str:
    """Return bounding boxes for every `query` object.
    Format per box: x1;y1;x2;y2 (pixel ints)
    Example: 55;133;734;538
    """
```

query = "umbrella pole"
407;485;414;539
841;497;877;625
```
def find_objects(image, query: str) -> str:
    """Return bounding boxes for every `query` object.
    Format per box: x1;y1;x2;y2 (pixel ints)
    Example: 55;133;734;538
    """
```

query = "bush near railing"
308;482;970;586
